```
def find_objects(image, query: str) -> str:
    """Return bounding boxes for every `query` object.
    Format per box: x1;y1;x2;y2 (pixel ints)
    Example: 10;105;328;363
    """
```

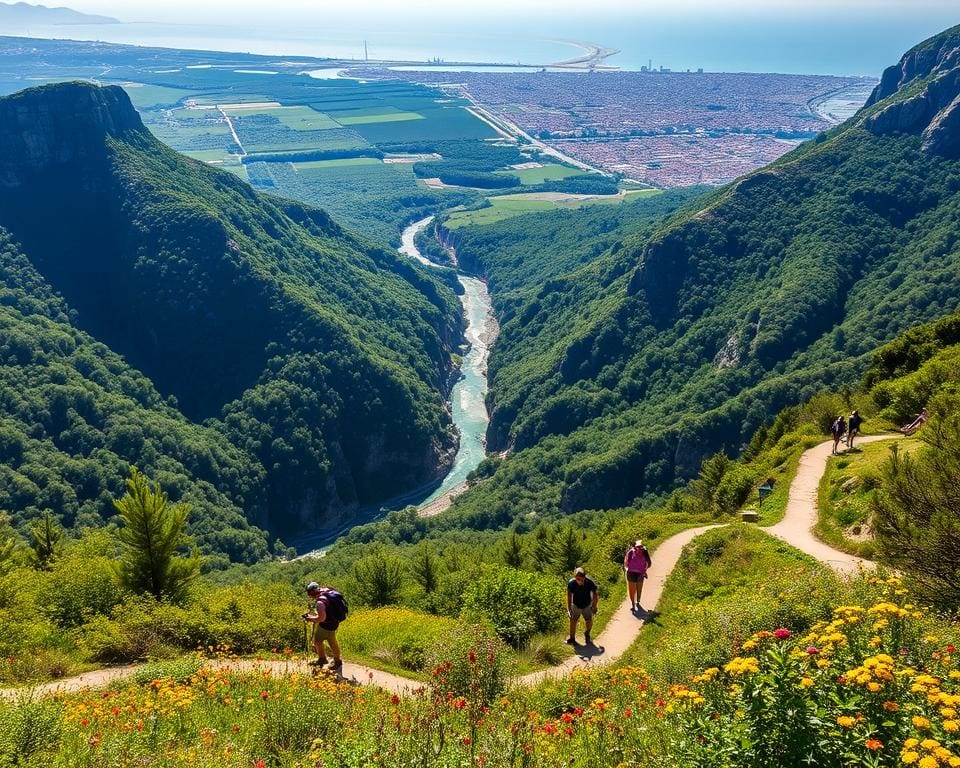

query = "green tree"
410;543;442;594
114;467;199;603
28;510;63;570
688;453;733;518
873;396;960;608
551;524;587;574
0;513;16;575
500;531;525;568
352;550;407;607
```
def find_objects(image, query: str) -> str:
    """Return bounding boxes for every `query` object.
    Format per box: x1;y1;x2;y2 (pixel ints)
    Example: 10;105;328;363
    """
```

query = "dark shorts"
626;571;646;583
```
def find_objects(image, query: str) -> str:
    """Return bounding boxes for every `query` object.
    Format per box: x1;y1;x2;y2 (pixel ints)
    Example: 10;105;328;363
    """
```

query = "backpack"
318;588;348;625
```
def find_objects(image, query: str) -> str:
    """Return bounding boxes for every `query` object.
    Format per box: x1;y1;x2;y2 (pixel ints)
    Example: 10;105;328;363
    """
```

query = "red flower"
806;646;819;655
254;760;267;768
774;628;792;640
391;694;400;705
948;645;957;654
260;690;270;700
468;651;477;664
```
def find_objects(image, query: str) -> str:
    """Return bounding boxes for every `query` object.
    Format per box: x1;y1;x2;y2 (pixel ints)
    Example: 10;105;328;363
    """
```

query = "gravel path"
4;438;898;699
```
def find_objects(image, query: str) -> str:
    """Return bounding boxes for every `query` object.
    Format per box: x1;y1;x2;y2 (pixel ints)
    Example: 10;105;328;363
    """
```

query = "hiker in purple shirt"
624;540;652;612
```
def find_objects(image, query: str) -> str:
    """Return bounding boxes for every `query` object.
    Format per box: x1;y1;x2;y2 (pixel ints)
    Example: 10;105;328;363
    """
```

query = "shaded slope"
0;82;463;544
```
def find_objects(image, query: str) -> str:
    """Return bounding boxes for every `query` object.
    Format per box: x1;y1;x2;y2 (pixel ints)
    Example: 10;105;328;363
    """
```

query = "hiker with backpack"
304;581;348;674
847;410;863;449
831;414;846;455
624;540;652;612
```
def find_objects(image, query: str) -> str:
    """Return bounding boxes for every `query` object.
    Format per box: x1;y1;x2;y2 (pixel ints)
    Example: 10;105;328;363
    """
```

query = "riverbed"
292;217;494;555
400;216;495;507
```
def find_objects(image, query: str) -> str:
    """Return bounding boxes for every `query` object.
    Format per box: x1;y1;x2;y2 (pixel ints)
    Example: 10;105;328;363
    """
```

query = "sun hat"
306;581;320;593
634;540;643;547
574;567;585;576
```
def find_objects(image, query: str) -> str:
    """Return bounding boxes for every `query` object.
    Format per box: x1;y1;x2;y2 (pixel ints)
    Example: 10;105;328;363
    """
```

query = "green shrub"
462;567;565;646
336;606;461;672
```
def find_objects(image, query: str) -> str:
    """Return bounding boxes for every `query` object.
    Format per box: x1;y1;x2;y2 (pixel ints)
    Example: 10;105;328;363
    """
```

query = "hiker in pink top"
624;540;652;612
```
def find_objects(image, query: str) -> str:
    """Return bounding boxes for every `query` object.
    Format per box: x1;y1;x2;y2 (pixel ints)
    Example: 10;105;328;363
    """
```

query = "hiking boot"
309;657;328;667
584;632;592;645
327;659;343;674
564;636;575;645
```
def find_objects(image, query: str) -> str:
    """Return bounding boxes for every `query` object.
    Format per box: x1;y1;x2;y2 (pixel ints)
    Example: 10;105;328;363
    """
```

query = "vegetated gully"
293;216;496;555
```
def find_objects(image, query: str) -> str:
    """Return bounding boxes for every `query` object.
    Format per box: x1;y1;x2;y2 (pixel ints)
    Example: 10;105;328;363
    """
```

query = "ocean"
3;6;958;77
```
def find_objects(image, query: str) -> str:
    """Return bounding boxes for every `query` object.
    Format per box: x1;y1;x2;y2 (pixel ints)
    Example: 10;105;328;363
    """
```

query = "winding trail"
4;437;898;699
768;434;898;575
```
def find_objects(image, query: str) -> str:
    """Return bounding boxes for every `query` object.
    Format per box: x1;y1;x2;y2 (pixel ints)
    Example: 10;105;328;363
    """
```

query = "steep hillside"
445;25;960;524
0;82;463;553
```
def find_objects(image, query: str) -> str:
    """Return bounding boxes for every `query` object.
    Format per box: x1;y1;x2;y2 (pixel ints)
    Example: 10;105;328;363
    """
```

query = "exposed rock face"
0;82;143;188
864;26;960;159
866;26;960;106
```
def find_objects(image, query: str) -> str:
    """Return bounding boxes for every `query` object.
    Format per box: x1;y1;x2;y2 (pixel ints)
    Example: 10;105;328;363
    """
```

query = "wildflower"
774;628;792;640
837;716;856;728
902;752;920;765
913;716;932;730
799;677;814;689
918;758;938;768
866;738;883;750
806;646;819;655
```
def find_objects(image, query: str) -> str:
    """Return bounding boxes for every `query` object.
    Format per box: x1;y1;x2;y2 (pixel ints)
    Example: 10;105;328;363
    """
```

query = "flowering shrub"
665;577;960;767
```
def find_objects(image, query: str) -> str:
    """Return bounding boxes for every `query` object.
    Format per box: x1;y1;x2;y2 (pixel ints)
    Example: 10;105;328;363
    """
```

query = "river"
292;216;494;555
399;216;495;511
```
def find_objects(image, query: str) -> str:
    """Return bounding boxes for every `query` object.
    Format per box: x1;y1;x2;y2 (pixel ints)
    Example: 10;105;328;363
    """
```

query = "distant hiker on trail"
624;540;652;612
831;414;847;455
900;408;929;435
847;410;863;449
303;582;347;674
566;566;599;646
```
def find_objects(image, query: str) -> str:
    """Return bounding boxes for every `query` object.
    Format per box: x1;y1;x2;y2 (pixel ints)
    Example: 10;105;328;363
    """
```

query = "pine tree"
411;544;442;594
873;396;960;608
500;531;525;568
552;524;586;574
114;467;199;602
29;510;63;570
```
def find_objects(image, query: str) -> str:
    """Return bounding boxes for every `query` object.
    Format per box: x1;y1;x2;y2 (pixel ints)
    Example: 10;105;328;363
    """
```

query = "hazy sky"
11;0;958;74
55;0;960;24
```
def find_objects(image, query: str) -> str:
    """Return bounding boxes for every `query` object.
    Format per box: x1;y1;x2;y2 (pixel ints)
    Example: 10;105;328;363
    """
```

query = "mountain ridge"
0;1;118;25
0;81;463;555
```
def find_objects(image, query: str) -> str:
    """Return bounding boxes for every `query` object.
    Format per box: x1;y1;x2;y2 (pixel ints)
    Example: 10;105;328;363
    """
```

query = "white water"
400;216;494;504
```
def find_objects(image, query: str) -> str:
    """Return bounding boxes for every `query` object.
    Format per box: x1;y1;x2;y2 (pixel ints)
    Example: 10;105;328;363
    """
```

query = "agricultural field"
142;107;239;153
445;188;661;228
496;163;589;185
248;159;476;246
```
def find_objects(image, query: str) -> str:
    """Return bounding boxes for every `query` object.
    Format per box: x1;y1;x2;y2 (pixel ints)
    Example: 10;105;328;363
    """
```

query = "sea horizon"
3;9;958;77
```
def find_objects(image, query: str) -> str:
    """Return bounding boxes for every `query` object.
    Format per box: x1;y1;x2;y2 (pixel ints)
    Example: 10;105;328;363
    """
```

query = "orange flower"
865;738;883;750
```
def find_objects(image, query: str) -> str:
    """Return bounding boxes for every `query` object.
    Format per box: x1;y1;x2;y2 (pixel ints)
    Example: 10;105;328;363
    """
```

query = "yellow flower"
913;716;932;730
799;677;814;689
837;716;856;728
918;757;938;768
944;721;960;733
902;751;920;764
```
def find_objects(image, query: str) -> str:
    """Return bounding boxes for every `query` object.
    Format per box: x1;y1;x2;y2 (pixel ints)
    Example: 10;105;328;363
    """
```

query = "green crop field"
445;189;662;228
115;82;197;109
496;163;589;185
234;120;370;153
350;107;497;143
337;111;425;125
226;105;341;131
293;157;383;169
143;107;238;153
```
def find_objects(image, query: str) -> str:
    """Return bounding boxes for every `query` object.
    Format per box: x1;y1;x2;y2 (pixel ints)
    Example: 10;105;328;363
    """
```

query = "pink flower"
806;646;819;655
774;628;792;640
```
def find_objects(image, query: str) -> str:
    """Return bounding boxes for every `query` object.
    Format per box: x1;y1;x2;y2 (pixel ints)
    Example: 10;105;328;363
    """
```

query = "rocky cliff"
864;25;960;159
0;82;143;187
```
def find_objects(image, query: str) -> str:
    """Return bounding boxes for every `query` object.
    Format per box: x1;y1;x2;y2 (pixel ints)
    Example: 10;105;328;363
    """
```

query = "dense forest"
0;82;466;563
432;25;960;529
